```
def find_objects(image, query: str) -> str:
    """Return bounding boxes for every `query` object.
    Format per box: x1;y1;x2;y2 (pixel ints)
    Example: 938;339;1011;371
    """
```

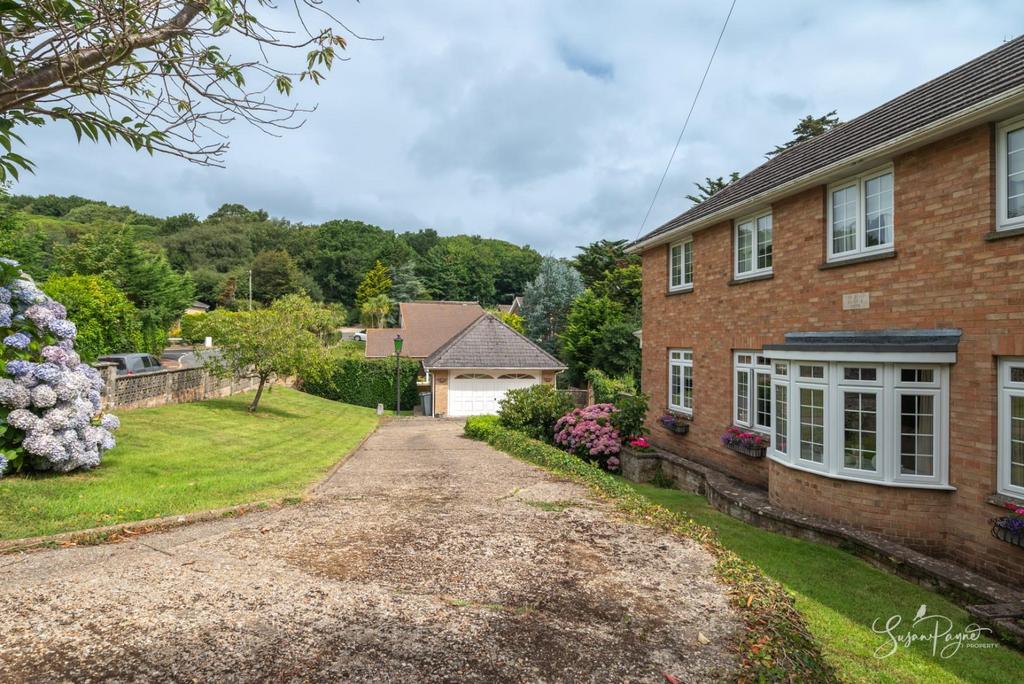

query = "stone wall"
98;364;262;411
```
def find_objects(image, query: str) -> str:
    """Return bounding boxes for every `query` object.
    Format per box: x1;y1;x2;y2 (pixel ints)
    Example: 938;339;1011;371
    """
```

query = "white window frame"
826;164;895;263
766;357;950;489
771;361;790;458
996;115;1024;232
998;357;1024;498
733;351;771;432
668;349;693;416
734;210;772;279
668;239;694;292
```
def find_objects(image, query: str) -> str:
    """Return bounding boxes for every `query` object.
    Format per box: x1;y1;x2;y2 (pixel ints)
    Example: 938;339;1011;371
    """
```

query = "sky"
14;1;1024;256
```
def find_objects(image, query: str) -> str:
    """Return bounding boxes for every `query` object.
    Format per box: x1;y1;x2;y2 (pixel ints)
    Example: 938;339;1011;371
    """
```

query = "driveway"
0;420;739;683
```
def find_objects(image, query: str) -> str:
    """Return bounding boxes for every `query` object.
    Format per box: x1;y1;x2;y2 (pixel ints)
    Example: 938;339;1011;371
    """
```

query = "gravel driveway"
0;419;739;683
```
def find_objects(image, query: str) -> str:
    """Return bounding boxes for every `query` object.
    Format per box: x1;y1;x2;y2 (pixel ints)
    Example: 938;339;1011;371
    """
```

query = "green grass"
0;388;378;540
619;479;1024;684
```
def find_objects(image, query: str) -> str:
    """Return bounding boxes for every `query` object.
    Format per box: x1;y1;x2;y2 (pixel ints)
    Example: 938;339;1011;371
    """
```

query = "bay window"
767;359;949;488
827;166;894;262
734;211;772;279
668;349;693;415
668;239;694;291
998;358;1024;497
996;115;1024;232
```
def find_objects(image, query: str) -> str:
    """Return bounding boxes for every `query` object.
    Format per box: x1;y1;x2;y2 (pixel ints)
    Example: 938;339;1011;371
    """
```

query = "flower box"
992;523;1024;549
725;442;767;459
659;415;689;435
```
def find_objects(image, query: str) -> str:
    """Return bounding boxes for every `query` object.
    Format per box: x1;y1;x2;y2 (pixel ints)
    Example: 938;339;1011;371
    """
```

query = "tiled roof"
634;35;1024;248
365;301;484;358
424;314;566;370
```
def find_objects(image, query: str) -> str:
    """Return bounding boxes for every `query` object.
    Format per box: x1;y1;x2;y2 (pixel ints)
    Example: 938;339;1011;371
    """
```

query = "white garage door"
448;371;539;417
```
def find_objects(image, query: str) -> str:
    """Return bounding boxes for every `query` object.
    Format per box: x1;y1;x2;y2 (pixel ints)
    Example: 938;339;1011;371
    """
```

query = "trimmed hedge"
464;416;837;684
301;352;420;411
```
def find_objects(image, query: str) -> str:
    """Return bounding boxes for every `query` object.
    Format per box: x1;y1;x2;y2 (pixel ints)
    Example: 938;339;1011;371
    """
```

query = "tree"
591;263;642;319
0;2;353;180
250;250;303;304
686;172;740;205
195;299;320;412
390;262;428;303
400;228;440;257
559;290;627;385
493;310;525;334
571;239;639;289
207;204;269;224
355;260;393;309
767;111;841;157
591;318;641;382
42;275;144;362
522;257;584;354
360;293;391;328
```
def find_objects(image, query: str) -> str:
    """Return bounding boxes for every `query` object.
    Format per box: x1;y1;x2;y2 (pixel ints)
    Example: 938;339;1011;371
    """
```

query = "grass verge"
464;415;837;683
622;479;1022;684
0;387;378;540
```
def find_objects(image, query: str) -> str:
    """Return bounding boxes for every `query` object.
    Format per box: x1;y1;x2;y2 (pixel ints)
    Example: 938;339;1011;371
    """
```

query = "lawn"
620;479;1024;684
0;387;378;540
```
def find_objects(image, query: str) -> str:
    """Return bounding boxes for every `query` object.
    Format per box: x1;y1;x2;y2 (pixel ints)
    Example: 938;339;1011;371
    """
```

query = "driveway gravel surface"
0;419;739;683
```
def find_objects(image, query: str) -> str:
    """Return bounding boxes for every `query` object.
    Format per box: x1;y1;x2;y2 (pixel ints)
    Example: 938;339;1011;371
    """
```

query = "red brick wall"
640;122;1024;584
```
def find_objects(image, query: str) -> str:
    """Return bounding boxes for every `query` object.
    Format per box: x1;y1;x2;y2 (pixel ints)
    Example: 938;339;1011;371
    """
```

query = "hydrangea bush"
553;403;621;469
0;259;118;478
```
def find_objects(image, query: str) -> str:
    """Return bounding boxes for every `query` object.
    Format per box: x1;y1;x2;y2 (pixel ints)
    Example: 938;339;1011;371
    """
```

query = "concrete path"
0;419;739;683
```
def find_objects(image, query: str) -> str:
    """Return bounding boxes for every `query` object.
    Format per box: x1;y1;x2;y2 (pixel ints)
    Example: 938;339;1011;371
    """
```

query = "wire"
634;0;738;241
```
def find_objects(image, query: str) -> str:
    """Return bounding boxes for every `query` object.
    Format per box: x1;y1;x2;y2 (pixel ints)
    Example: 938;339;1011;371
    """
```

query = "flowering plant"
628;435;654;452
553;403;621;468
720;426;768;450
994;502;1024;534
0;258;118;478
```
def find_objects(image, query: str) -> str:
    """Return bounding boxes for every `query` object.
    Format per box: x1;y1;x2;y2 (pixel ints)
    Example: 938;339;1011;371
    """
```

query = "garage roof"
365;301;484;358
423;314;566;370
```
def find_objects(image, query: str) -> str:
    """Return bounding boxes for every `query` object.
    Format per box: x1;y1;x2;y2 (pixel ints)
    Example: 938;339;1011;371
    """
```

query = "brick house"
630;37;1024;585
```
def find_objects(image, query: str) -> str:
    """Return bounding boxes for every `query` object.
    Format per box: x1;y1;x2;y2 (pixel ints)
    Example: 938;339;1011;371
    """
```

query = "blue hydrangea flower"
0;257;18;266
5;359;33;377
0;303;11;327
100;414;120;431
0;286;10;304
33;363;62;384
0;454;7;478
24;304;55;328
3;332;30;349
47;319;76;340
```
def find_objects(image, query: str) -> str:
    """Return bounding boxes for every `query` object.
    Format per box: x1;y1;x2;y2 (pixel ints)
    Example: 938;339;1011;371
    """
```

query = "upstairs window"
827;166;894;261
668;239;694;291
997;116;1024;232
734;211;772;279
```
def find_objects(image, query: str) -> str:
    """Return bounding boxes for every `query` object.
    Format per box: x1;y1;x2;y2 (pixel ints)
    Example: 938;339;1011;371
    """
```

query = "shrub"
497;384;573;441
300;347;419;411
585;368;636;404
553;403;621;468
41;274;144;362
610;392;648;439
0;259;119;477
179;312;206;343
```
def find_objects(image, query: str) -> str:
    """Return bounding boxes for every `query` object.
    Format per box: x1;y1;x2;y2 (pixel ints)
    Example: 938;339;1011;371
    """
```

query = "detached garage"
423;315;566;418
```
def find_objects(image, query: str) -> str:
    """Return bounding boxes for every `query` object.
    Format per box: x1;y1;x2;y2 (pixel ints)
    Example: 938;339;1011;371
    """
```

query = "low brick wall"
97;364;262;410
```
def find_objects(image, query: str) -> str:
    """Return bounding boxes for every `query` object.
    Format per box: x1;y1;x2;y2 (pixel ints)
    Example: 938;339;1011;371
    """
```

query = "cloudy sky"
15;1;1024;255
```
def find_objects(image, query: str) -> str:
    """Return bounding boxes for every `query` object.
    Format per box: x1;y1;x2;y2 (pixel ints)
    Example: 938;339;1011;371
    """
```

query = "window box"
721;425;768;458
660;414;690;435
992;523;1024;549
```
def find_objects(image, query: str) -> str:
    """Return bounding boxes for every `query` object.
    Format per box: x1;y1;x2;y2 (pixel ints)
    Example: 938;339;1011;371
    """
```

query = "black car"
97;353;164;376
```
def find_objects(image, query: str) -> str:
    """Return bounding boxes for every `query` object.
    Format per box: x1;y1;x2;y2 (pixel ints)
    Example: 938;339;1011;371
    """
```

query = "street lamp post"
393;334;403;416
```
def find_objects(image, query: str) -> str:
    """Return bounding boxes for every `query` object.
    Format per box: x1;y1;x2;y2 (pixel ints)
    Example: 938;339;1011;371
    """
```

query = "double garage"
447;371;539;417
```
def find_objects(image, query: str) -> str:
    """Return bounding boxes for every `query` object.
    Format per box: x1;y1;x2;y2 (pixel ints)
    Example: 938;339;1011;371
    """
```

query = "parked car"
161;348;222;369
97;353;164;376
352;329;368;342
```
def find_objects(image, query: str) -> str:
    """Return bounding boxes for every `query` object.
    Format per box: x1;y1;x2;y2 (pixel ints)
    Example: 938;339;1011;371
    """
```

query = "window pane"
864;172;893;247
799;387;825;463
756;214;773;270
900;394;935;476
756;371;772;428
683;365;693;410
775;384;788;454
670;364;681;407
1013;396;1024;486
683;241;694;285
774;362;788;376
1011;367;1024;384
900;368;934;384
736;370;750;424
843;392;878;471
831;185;857;254
670;244;682;287
1009;128;1024;219
737;221;753;274
843;367;877;382
799;365;824;379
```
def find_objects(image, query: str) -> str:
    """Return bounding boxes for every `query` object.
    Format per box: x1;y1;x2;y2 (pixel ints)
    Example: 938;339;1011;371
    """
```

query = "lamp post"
393;334;403;416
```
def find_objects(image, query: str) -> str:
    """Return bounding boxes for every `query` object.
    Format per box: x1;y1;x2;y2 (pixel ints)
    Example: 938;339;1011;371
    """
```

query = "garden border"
618;445;1024;651
0;419;381;556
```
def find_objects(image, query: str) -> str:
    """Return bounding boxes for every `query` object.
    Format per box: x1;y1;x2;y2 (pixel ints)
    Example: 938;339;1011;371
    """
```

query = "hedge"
300;351;420;411
464;416;837;684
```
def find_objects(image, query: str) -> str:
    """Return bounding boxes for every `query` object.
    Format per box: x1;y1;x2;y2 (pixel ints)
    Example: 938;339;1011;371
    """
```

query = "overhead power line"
634;0;738;241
